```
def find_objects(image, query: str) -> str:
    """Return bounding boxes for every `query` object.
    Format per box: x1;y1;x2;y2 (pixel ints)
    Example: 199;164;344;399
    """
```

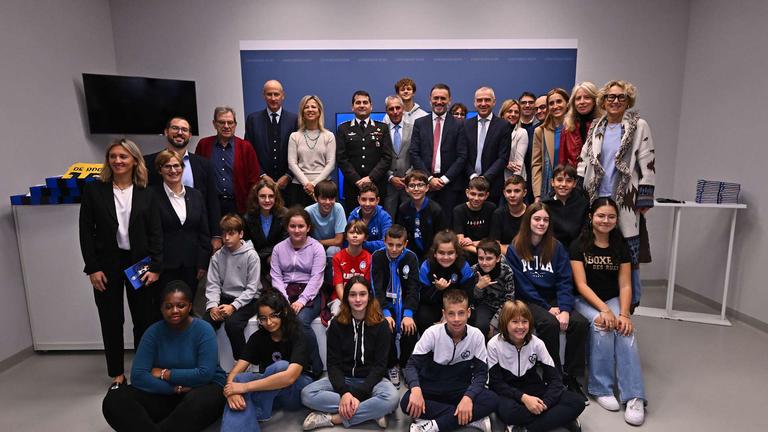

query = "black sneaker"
564;374;589;406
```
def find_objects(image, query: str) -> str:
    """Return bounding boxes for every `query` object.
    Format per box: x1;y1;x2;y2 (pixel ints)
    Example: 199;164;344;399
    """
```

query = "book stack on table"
695;179;741;204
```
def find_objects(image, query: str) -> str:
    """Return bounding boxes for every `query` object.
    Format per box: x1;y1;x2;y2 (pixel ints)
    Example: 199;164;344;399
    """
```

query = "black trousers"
415;302;443;335
219;196;237;216
496;390;584;432
286;182;316;208
388;327;418;368
474;303;501;339
94;250;158;377
102;383;225;432
527;302;588;377
202;295;259;360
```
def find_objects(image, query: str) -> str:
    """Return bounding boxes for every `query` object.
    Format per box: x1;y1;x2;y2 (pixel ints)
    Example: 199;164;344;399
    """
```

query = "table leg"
666;207;682;314
720;208;738;320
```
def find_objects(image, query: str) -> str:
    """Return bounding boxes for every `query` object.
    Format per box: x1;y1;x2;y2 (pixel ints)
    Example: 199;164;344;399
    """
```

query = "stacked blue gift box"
10;176;97;205
695;179;741;204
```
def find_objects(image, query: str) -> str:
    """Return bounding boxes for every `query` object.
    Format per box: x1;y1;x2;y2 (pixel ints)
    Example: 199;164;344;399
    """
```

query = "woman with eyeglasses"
220;289;317;431
152;150;211;300
79;138;162;389
102;281;226;431
531;88;570;201
560;82;602;168
288;95;337;207
449;102;468;121
499;99;530;181
577;80;656;307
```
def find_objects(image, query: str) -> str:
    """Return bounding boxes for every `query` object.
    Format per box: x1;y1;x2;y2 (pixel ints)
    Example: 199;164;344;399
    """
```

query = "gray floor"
2;283;768;432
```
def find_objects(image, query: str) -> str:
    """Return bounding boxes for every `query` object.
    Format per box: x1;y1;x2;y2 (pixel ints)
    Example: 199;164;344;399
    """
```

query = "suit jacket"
79;181;163;275
409;114;467;190
244;108;299;180
152;184;211;271
145;150;221;236
388;121;413;178
462;115;512;193
336;119;394;190
243;211;288;264
195;135;261;214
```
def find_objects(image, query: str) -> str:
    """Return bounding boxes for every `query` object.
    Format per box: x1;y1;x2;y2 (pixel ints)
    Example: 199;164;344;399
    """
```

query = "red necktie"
431;116;442;173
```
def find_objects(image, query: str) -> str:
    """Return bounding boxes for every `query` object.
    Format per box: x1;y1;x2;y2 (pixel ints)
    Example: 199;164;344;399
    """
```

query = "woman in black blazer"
243;179;288;277
152;150;211;301
79;138;162;388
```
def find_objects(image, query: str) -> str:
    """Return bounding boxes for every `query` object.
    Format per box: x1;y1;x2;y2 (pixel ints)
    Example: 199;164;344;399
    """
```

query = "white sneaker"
410;419;439;432
376;415;388;428
302;411;333;430
467;416;492;432
595;395;621;411
624;398;645;426
388;366;401;388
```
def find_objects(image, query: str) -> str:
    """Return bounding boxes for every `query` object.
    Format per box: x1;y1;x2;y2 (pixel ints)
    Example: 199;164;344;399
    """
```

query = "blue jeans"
220;360;313;432
297;298;324;374
574;297;646;403
301;377;399;427
631;268;642;305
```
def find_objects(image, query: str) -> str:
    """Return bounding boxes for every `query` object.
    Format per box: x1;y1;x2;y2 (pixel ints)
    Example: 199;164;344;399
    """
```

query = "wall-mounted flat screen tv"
83;73;199;135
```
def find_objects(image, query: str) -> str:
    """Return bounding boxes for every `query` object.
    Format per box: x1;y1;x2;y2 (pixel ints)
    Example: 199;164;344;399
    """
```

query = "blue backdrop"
240;47;577;128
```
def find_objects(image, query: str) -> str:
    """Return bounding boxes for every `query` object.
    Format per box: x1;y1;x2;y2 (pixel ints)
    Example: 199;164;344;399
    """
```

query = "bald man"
244;79;299;199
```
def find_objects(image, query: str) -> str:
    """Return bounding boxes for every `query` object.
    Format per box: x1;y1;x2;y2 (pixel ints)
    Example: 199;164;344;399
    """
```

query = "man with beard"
146;116;222;250
195;106;260;216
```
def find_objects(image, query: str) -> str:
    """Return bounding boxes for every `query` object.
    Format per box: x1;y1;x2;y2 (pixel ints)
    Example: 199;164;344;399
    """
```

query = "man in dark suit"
244;79;298;200
409;83;467;224
336;90;394;213
195;106;261;216
145;117;222;251
382;95;413;219
462;86;512;204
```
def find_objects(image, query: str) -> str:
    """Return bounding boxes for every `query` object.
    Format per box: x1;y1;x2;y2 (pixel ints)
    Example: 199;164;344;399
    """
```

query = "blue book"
124;256;151;290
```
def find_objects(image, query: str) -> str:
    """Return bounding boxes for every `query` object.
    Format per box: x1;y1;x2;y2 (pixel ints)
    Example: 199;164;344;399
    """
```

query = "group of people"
79;76;655;431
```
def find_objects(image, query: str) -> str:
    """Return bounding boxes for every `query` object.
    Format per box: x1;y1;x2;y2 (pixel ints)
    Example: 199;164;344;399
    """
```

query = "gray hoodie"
205;240;261;310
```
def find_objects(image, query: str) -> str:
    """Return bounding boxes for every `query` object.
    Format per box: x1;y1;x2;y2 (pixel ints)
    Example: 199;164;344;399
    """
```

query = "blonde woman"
560;82;602;167
499;99;530;180
79;138;162;388
287;95;336;206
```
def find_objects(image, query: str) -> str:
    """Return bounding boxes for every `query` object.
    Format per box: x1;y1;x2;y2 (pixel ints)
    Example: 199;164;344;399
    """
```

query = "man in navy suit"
244;79;298;202
462;86;512;204
409;83;467;224
146;117;222;251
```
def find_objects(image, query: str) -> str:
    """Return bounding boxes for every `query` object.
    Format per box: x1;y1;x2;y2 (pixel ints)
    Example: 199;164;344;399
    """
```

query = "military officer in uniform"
336;90;394;213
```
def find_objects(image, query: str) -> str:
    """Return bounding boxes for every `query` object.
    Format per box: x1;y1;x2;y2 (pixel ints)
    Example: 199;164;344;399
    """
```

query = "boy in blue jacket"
347;183;392;253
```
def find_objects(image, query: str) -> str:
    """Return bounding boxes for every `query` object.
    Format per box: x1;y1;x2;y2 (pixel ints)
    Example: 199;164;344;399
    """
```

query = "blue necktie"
475;118;488;174
181;153;194;188
393;124;402;154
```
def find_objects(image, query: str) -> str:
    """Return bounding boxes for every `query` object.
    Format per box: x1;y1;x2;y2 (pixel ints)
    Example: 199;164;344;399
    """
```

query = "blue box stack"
10;176;96;205
695;179;741;204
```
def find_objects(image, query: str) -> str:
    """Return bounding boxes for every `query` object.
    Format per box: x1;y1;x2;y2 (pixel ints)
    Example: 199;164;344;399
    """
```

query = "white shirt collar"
163;182;186;198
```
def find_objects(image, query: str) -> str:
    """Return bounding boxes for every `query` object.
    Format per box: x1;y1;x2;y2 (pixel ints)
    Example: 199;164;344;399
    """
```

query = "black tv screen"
83;73;199;135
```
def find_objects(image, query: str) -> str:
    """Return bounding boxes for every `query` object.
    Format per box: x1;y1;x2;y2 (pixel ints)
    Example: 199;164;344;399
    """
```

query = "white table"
635;201;746;326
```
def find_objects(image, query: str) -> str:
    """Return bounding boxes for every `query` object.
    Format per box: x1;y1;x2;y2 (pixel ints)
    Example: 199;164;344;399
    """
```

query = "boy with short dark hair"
305;179;347;286
472;239;515;339
453;177;497;261
490;175;528;255
204;214;262;360
347;183;392;253
543;164;588;249
330;220;371;318
396;170;447;260
401;289;498;432
371;224;420;389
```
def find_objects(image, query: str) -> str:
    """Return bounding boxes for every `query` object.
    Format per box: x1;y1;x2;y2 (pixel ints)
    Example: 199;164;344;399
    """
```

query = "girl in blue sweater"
505;202;589;403
102;281;226;431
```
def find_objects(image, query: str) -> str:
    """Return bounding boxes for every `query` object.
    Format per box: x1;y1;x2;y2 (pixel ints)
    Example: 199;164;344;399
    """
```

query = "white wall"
0;0;117;361
674;0;768;323
109;0;691;280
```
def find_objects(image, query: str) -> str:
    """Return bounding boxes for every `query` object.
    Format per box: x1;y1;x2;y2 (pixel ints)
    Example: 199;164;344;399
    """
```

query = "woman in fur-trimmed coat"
577;80;655;304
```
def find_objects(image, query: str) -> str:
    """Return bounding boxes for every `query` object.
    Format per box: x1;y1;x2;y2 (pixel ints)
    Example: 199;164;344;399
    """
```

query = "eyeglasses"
162;163;183;171
536;105;547;111
257;312;282;323
216;120;236;127
520;101;535;105
605;94;627;103
407;183;427;190
168;125;190;133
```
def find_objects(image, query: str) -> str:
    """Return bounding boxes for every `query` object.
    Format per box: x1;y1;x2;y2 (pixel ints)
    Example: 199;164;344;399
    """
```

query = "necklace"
113;182;132;192
303;130;321;150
